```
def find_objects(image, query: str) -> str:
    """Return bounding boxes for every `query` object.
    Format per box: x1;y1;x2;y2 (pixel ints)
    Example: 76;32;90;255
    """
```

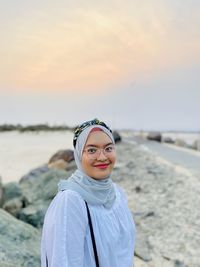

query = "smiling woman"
81;129;116;179
41;118;136;267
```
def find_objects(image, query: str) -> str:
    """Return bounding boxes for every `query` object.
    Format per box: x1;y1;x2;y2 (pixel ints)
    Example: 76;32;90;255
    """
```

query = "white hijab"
58;125;116;208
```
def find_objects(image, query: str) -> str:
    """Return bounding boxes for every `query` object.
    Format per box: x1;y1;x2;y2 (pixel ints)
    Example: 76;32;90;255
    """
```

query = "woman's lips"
94;163;110;169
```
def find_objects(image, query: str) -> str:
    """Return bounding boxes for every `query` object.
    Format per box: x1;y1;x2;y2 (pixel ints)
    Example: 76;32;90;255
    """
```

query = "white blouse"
41;184;136;267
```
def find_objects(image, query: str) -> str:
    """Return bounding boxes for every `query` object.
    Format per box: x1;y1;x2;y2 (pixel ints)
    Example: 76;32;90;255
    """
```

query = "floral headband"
73;118;112;147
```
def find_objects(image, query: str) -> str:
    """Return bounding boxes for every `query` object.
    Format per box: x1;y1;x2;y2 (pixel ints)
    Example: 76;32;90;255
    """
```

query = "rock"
20;168;72;204
192;139;200;151
18;201;50;228
18;168;75;228
0;208;40;267
3;197;24;217
19;164;49;182
113;131;122;143
1;168;74;229
163;137;175;144
147;132;162;142
49;149;74;164
2;182;22;204
48;159;68;170
134;256;151;267
0;176;3;207
175;139;186;147
113;135;200;267
135;186;142;193
48;159;76;171
174;260;188;267
134;229;152;261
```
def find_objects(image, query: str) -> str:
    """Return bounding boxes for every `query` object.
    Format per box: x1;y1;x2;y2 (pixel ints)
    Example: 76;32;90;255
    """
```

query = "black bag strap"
85;201;100;267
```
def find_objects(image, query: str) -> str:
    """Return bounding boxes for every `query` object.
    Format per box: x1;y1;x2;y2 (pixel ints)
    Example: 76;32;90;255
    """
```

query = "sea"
0;130;199;184
0;131;73;184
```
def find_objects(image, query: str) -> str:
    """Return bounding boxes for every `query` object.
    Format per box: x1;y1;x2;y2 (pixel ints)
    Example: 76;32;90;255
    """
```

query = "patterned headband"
73;118;112;147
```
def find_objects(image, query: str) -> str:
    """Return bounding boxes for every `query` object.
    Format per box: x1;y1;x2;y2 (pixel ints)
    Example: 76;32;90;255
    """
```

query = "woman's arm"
41;190;88;267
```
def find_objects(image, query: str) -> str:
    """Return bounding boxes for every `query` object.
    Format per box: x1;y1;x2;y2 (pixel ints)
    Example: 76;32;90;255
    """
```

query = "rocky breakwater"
0;132;200;266
114;132;200;267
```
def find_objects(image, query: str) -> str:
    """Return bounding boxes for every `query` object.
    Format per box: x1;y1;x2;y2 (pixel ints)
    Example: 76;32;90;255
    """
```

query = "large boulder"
48;149;74;164
192;139;200;151
0;208;40;267
2;182;25;217
3;197;24;217
18;168;75;228
17;201;50;228
48;159;76;171
146;132;162;142
20;168;72;204
48;149;75;171
113;131;122;143
19;164;49;182
2;182;23;204
162;137;174;144
175;138;186;148
2;168;76;228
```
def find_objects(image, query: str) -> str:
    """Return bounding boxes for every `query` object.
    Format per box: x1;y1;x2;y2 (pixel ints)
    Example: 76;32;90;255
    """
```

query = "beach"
0;131;73;183
0;130;199;183
0;130;200;266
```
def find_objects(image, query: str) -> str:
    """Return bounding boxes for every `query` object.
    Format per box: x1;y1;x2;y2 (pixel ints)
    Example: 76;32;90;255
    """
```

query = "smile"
94;163;110;169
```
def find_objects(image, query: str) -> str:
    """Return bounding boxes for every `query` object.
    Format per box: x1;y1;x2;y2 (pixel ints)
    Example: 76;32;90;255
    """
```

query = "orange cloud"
0;1;199;92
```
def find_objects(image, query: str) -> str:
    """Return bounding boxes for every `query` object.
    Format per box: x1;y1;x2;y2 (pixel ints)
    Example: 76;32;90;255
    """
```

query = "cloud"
0;0;199;93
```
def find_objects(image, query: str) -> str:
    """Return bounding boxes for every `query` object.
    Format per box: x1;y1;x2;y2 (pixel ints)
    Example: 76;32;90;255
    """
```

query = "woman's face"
81;131;116;180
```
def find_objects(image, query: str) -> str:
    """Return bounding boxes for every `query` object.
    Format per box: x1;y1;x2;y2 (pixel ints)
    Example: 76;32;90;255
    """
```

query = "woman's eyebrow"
85;142;113;148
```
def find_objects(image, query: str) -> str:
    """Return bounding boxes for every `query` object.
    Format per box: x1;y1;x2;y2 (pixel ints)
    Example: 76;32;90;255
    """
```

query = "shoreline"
1;130;200;184
0;133;200;266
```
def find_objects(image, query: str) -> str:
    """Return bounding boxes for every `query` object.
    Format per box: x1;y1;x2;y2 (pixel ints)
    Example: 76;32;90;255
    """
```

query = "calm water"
0;131;73;183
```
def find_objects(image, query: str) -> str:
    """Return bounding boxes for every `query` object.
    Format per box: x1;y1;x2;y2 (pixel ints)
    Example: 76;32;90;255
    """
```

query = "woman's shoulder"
54;189;86;208
114;183;127;198
45;189;87;219
43;190;88;227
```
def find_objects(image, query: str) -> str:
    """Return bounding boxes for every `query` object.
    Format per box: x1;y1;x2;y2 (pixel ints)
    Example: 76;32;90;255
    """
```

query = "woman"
41;118;136;267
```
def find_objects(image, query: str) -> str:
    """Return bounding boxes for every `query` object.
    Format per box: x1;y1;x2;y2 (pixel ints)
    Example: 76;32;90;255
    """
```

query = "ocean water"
0;131;74;184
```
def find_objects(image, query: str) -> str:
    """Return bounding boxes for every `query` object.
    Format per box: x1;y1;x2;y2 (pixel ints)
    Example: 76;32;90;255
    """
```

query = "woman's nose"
97;149;107;160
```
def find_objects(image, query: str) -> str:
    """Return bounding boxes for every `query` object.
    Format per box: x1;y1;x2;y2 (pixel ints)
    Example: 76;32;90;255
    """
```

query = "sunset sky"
0;0;199;130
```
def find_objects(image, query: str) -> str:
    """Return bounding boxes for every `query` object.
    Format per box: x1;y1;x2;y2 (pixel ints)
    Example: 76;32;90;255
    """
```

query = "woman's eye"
105;146;113;152
87;148;97;154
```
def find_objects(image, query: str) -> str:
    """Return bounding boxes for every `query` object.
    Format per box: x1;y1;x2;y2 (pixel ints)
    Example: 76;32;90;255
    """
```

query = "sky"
0;0;199;131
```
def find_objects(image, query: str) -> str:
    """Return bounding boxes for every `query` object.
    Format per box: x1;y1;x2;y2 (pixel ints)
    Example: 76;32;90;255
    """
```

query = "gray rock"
113;131;122;143
175;138;186;147
115;134;200;267
3;197;24;217
0;208;40;267
174;260;188;267
0;176;3;207
2;182;22;204
134;229;152;261
17;168;75;227
20;168;73;204
18;201;50;228
163;137;175;144
147;132;162;142
192;139;200;151
19;164;49;182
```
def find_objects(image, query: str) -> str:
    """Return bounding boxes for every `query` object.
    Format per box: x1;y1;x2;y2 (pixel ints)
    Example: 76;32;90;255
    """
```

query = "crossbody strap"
85;201;100;267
